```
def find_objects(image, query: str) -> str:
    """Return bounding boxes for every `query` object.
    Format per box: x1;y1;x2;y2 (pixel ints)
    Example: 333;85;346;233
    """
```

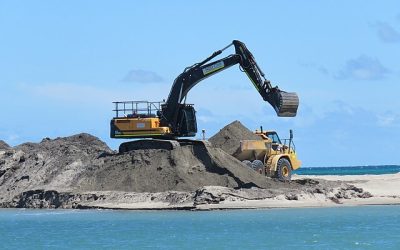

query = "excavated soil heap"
77;141;270;193
0;127;373;209
209;120;261;155
0;133;271;204
0;140;10;150
0;134;113;203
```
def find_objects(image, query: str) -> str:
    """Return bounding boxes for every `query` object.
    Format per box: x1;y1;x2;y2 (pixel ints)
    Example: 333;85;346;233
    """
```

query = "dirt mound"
0;132;271;205
76;143;270;193
209;120;261;155
0;140;10;150
14;133;111;155
0;129;375;210
0;133;114;203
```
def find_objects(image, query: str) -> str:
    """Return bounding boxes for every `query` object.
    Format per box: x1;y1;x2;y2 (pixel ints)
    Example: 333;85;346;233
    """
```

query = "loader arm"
161;40;299;135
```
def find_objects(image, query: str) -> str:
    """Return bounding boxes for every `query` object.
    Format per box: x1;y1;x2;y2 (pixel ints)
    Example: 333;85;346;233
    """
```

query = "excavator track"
119;139;210;153
177;139;211;147
276;92;299;117
119;139;180;153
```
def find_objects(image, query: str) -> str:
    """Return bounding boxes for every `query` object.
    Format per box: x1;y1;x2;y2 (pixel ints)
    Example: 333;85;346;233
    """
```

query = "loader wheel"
251;160;264;174
276;158;292;181
242;160;253;168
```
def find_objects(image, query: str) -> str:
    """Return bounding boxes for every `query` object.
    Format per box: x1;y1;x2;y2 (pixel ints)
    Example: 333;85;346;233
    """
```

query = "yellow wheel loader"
234;128;301;181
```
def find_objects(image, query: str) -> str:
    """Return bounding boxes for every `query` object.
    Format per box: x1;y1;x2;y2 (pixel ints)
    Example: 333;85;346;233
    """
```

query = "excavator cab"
170;104;197;137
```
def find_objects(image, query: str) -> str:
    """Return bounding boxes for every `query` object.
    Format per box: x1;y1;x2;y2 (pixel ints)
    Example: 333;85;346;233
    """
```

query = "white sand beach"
71;174;400;210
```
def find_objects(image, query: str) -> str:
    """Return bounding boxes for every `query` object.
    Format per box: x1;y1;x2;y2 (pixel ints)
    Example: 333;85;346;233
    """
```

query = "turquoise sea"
1;206;400;249
294;165;400;176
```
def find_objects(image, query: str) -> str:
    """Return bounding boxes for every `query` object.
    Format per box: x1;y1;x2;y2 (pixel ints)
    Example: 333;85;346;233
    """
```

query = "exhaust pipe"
288;129;293;152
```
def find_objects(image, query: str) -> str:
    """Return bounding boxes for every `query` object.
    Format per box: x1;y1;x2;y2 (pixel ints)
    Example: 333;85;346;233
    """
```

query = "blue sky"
1;1;399;167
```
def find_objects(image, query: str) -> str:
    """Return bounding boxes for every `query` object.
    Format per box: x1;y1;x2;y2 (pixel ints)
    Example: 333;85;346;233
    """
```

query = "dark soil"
0;122;373;209
0;132;273;205
209;120;261;155
0;140;10;150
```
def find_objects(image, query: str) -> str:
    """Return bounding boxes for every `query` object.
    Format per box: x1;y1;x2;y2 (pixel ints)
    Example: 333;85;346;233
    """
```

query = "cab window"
266;132;281;144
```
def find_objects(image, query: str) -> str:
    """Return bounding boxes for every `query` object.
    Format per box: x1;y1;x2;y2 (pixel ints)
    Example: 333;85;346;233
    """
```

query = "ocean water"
1;206;399;249
294;165;400;176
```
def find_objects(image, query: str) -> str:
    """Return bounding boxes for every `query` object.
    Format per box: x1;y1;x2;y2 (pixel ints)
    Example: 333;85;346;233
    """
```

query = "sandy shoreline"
294;173;400;197
1;174;399;210
196;173;400;210
42;173;398;211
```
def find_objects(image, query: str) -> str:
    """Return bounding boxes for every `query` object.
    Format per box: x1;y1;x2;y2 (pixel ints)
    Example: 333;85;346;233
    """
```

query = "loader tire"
276;158;292;181
251;160;264;174
242;160;253;168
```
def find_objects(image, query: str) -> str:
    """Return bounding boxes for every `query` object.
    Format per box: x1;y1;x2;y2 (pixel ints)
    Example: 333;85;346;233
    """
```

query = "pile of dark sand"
0;126;372;209
76;142;270;193
0;140;10;150
209;120;261;155
0;134;113;203
0;132;271;205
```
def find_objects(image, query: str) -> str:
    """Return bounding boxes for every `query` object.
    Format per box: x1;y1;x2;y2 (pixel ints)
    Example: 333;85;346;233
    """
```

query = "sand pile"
0;134;113;203
0;125;376;209
75;142;270;193
0;140;10;150
0;132;271;205
209;120;261;155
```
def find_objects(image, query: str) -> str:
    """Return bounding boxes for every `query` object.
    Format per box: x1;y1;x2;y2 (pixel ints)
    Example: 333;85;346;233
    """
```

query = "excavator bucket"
265;90;299;117
276;91;299;117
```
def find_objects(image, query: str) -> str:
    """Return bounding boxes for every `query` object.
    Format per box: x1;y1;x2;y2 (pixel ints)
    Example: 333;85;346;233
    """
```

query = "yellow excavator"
110;40;299;145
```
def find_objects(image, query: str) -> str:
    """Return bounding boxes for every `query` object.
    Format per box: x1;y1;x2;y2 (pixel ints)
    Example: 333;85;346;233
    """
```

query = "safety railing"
112;101;163;118
282;139;296;153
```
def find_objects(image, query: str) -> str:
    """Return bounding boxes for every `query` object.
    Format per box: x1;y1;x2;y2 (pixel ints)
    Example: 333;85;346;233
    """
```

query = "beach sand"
292;173;400;207
66;173;400;210
196;173;400;210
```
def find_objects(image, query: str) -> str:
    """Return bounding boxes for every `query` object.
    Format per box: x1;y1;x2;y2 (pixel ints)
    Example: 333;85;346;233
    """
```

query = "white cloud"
292;104;320;127
122;69;164;83
377;113;399;127
196;109;219;123
298;61;329;76
5;134;19;146
26;83;115;103
374;21;400;43
19;82;171;106
335;55;389;81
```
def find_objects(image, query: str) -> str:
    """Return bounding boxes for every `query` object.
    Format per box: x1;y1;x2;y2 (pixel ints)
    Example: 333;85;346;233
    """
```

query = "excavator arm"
160;40;299;136
231;40;299;117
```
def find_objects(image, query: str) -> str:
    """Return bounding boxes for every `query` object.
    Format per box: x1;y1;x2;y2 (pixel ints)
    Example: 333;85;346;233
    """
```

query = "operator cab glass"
266;132;281;144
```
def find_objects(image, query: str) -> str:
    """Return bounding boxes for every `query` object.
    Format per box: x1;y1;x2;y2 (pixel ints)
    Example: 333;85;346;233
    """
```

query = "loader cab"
264;131;282;151
254;130;282;151
265;131;281;144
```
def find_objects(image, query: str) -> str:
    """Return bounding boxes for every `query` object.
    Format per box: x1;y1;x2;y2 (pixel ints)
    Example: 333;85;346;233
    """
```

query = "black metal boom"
160;40;299;137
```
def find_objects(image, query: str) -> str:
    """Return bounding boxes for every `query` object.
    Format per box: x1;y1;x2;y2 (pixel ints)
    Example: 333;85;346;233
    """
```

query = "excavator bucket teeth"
275;92;299;117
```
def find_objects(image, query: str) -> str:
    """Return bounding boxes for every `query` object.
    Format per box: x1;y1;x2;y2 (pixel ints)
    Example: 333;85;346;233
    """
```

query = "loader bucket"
265;90;299;117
